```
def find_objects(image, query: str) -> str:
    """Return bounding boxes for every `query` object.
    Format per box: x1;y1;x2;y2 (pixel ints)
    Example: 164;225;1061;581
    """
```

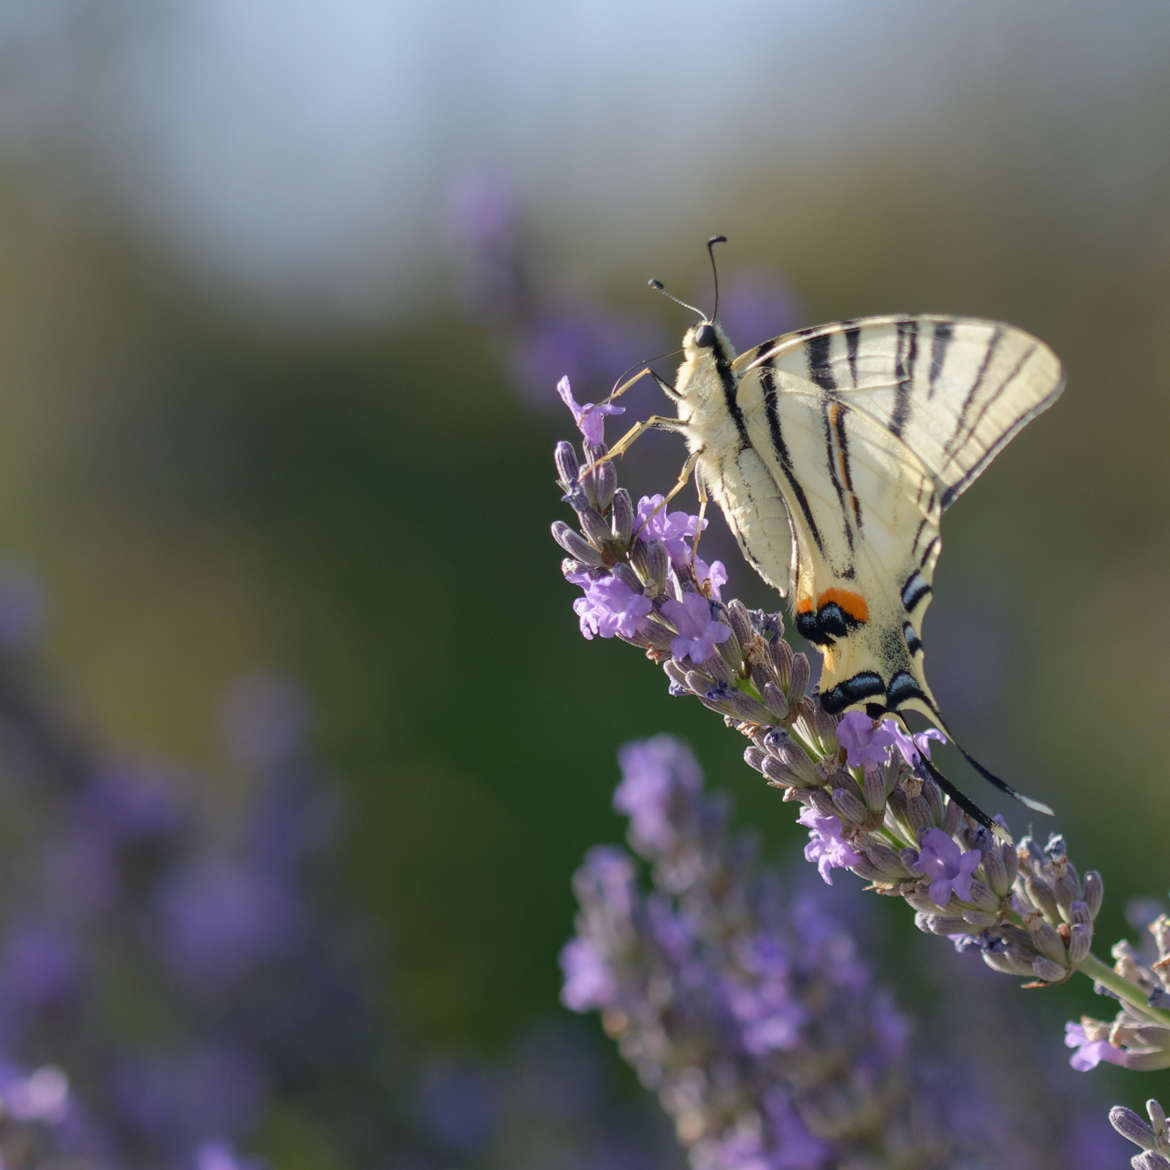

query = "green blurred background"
0;0;1166;1124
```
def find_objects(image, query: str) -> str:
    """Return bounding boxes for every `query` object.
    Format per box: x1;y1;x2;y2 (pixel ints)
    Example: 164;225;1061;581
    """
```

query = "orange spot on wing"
816;587;869;623
796;597;814;615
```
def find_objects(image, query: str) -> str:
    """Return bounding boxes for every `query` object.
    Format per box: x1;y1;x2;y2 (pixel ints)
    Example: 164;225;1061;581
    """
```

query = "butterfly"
606;238;1064;831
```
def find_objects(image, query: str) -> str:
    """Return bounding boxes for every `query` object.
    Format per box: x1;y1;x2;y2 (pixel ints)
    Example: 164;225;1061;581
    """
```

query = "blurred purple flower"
564;736;956;1168
717;271;801;348
448;172;522;252
912;828;981;907
661;591;731;664
218;674;310;773
193;1141;267;1170
518;310;659;408
80;763;188;847
0;921;83;1017
0;1060;69;1123
0;563;45;652
114;1046;268;1152
416;1057;500;1155
156;857;302;988
614;736;702;855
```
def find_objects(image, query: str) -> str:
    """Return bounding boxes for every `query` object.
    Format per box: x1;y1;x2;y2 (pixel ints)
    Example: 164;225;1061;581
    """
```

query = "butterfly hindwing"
729;372;945;723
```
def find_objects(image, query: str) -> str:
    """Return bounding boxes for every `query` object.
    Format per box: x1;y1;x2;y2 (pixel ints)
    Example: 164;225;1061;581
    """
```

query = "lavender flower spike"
552;389;1103;990
563;735;1028;1168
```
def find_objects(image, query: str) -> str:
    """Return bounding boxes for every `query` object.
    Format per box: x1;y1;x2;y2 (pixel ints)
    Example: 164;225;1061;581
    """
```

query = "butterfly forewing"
734;315;1064;511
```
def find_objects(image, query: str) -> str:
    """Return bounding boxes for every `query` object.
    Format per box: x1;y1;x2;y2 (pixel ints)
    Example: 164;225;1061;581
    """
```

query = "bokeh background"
0;0;1167;1165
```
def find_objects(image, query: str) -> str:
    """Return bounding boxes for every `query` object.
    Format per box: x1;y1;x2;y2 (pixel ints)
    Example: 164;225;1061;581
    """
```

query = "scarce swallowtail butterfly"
606;238;1064;832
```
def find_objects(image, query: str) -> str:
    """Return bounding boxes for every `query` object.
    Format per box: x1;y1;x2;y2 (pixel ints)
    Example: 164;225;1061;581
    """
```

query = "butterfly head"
682;319;736;367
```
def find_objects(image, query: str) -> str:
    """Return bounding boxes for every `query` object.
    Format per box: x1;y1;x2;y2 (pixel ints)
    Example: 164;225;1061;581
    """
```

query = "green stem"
1078;952;1170;1027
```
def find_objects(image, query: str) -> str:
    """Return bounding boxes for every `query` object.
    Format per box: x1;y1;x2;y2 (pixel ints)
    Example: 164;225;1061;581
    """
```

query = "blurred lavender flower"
449;173;667;408
0;607;373;1166
0;563;45;652
715;271;801;348
447;171;531;316
562;733;1022;1168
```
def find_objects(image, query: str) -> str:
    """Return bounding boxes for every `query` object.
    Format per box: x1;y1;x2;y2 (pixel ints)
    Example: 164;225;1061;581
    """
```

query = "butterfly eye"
693;323;716;349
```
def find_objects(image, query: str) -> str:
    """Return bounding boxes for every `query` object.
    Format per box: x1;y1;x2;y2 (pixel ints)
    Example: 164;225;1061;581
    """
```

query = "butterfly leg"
601;415;687;462
606;367;678;405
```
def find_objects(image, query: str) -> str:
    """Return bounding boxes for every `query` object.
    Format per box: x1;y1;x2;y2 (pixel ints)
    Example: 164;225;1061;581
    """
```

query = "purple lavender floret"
634;495;704;566
562;734;1000;1168
557;375;625;448
796;807;862;886
572;573;653;641
660;591;732;665
911;828;982;908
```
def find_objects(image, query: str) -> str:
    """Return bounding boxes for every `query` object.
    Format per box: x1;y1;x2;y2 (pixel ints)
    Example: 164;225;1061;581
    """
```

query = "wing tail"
954;742;1054;817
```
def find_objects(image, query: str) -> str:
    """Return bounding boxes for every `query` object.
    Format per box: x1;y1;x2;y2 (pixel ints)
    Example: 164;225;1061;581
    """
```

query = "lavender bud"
862;768;890;813
610;488;634;545
724;599;755;650
1024;875;1060;923
902;793;934;837
916;912;971;936
830;785;867;826
1110;1105;1156;1148
1030;956;1068;983
1150;1098;1167;1132
554;440;580;487
959;910;998;929
552;521;606;567
807;789;839;819
788;652;811;700
610;562;643;594
940;796;964;837
980;844;1011;897
1133;1152;1170;1170
863;841;910;881
760;682;789;721
770;637;795;689
578;505;613;549
641;540;670;594
593;458;617;512
1085;870;1104;917
1067;923;1092;965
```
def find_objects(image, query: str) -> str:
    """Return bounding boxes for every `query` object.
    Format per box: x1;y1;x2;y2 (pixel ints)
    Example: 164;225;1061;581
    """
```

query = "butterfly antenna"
648;279;706;322
706;234;727;320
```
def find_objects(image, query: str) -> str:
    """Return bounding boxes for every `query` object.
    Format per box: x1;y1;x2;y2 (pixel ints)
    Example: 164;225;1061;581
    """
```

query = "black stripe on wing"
759;365;826;554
